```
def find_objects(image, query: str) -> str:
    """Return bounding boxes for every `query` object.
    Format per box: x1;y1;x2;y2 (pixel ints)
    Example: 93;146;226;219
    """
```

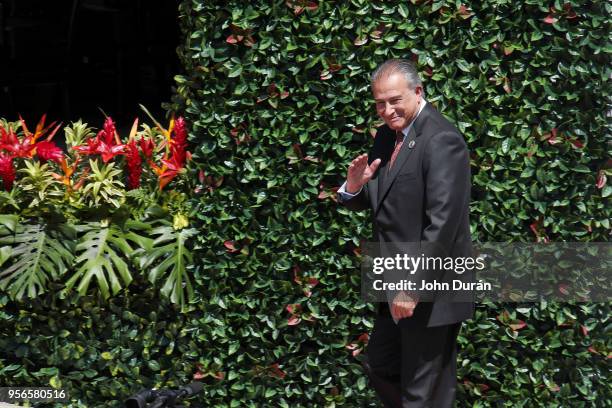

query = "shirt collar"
401;99;427;138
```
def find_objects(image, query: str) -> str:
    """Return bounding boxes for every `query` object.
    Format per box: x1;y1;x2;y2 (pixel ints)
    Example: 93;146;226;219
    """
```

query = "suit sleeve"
337;181;370;211
422;131;470;251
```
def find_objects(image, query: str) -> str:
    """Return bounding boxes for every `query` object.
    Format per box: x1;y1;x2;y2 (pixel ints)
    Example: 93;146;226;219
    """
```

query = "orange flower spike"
166;117;175;142
32;114;47;143
18;114;33;138
128;118;139;142
72;168;90;191
44;122;63;142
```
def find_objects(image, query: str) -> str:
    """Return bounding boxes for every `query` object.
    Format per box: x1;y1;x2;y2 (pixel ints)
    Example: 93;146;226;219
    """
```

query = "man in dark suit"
338;59;474;407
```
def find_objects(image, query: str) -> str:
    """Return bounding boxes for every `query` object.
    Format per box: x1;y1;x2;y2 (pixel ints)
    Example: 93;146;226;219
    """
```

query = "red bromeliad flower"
158;153;185;190
101;117;119;145
0;153;16;191
138;137;155;158
171;117;188;165
73;116;125;162
125;139;142;190
35;140;63;163
147;116;191;190
0;124;36;158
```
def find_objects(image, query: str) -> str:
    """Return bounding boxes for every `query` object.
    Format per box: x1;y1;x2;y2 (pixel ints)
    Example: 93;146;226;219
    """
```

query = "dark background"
0;0;180;127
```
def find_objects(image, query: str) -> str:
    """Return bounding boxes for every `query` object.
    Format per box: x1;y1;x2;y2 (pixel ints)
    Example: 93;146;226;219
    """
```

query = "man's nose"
384;103;394;117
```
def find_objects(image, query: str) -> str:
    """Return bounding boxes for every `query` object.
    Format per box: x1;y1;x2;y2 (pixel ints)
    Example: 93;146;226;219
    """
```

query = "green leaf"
64;221;139;299
0;223;74;300
133;219;197;309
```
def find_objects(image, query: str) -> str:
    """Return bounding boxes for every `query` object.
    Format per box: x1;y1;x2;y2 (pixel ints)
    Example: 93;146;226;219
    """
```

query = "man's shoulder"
417;103;461;137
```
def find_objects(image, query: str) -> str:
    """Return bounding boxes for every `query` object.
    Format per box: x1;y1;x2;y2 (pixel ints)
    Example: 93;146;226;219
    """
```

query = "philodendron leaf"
65;221;141;299
133;219;197;309
0;223;74;299
0;214;18;233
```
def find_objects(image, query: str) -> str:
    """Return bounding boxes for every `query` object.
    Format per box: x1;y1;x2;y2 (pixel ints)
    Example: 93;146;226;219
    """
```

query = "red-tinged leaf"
198;169;205;184
269;363;286;379
581;325;589;336
563;3;577;19
424;67;433;77
303;289;312;297
244;36;256;47
292;143;303;159
328;63;341;72
558;283;570;296
320;70;332;80
352;126;365;133
304;156;319;163
569;138;584;149
509;320;527;331
357;333;369;343
503;47;514;56
293;6;304;15
549;383;560;392
212;372;225;380
293;265;302;283
287;316;301;326
318;189;330;199
352;349;362;357
267;83;278;97
529;221;539;237
306;277;319;287
543;15;557;24
587;346;597;354
306;1;318;11
458;4;472;18
226;35;237;44
477;384;490;392
224;240;239;253
596;171;607;189
503;77;511;94
193;371;205;380
214;176;224;187
346;343;357;350
496;309;510;324
280;91;290;99
354;36;368;46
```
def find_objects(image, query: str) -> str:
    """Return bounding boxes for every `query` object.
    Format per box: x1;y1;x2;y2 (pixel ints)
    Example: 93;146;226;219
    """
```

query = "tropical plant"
0;114;197;310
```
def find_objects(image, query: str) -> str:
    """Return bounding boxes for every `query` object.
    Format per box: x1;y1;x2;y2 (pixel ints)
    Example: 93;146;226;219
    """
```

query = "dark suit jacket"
340;102;474;328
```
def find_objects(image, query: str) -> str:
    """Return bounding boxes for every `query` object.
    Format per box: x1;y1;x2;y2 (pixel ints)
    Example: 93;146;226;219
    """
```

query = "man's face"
372;72;423;131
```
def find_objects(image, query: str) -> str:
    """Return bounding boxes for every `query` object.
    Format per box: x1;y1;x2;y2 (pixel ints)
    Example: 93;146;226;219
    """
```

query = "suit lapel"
375;104;431;214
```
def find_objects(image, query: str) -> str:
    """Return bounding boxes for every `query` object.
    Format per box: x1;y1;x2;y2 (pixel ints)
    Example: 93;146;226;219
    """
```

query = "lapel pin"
408;140;416;149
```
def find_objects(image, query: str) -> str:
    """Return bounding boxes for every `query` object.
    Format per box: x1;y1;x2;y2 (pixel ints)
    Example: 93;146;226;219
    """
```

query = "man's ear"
414;85;423;98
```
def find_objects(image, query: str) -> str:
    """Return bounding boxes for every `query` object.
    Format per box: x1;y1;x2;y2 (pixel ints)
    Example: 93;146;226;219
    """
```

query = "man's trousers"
362;305;462;408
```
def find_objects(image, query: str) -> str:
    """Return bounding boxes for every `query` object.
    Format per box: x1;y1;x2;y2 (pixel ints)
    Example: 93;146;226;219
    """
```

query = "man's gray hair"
371;59;422;89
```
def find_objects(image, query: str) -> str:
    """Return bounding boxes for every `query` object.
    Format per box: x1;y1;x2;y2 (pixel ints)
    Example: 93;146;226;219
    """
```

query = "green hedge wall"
1;0;610;407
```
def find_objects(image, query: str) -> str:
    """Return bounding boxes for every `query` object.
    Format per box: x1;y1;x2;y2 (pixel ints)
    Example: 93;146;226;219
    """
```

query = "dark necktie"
388;131;404;172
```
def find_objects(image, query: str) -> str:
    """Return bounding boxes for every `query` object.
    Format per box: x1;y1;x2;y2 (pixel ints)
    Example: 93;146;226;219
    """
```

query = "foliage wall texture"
1;1;610;407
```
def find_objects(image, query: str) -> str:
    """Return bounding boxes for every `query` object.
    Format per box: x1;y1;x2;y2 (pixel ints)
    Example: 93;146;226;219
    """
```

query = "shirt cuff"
338;181;362;199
